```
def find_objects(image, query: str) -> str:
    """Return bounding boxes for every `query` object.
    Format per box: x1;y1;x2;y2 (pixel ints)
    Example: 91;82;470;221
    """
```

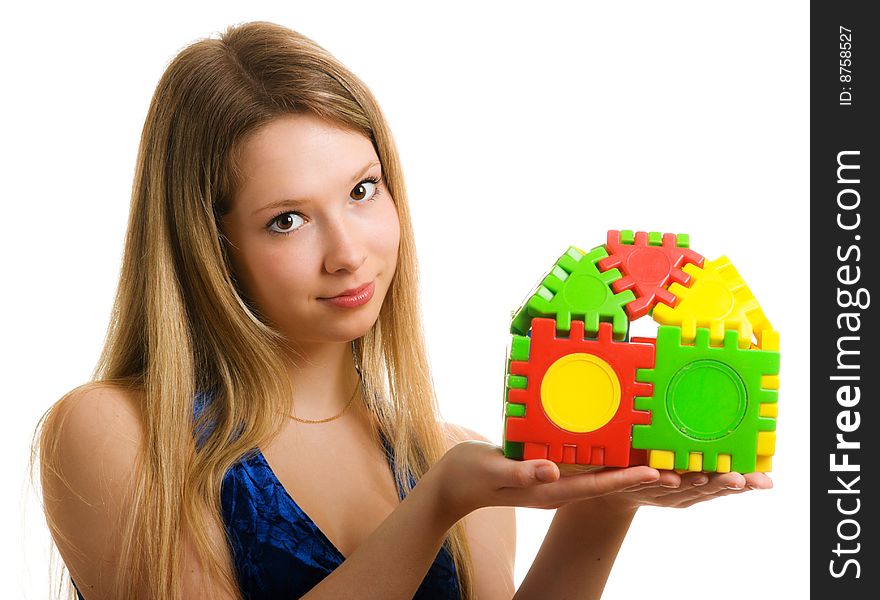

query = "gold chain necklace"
289;341;363;424
289;365;362;424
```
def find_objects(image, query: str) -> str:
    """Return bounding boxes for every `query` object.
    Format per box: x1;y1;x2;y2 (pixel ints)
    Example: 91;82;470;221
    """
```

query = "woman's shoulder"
44;381;147;490
42;382;147;504
40;382;148;599
51;382;145;435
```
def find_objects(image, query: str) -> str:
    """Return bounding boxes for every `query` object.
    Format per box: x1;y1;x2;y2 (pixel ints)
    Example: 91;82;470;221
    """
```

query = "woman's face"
220;113;400;349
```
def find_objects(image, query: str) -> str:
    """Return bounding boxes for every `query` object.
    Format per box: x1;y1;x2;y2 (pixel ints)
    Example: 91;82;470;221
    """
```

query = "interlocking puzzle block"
509;245;634;341
502;230;781;473
631;326;779;473
503;318;653;467
598;230;705;320
652;256;773;349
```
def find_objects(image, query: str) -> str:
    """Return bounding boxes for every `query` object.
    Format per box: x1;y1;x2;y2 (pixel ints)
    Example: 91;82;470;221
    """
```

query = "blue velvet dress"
71;391;460;599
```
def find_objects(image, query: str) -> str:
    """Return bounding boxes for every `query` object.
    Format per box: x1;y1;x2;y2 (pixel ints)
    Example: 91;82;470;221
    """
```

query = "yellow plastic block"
755;456;773;472
760;403;779;418
687;452;703;472
756;431;777;456
716;454;732;473
652;257;772;349
649;450;675;470
757;329;780;351
761;375;780;390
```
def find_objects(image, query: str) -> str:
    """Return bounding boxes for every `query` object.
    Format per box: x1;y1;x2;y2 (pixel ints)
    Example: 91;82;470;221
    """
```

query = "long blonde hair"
30;21;475;600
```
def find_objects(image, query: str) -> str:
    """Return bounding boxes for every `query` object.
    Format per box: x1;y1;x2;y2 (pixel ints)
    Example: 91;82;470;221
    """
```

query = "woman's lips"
321;281;375;308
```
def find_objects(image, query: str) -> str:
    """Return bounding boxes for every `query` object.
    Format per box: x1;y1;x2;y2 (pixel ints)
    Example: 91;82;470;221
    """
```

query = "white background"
2;1;809;598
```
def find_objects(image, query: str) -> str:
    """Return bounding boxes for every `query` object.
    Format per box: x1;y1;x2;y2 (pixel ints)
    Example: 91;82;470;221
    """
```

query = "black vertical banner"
812;2;878;597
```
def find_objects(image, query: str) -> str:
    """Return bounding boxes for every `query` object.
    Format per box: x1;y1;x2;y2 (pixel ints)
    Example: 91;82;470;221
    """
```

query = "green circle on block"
563;274;609;310
666;360;747;440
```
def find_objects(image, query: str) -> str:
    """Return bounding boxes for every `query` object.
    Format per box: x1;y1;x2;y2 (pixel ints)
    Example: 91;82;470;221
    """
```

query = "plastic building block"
598;230;705;320
501;230;781;474
509;245;635;340
631;326;779;473
652;256;773;349
501;335;529;459
502;318;653;467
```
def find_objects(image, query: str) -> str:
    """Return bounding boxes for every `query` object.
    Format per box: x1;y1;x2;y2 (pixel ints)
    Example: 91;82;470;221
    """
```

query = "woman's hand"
582;468;773;516
426;441;773;523
425;441;663;522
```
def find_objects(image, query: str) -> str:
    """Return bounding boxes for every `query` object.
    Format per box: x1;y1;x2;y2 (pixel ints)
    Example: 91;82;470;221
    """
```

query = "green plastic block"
647;231;663;246
632;326;779;473
509;245;634;340
676;233;690;248
503;438;524;459
502;397;524;458
510;335;531;362
620;230;635;244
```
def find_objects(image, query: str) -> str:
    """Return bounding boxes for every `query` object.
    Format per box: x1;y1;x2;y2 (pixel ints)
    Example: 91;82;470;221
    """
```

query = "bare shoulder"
51;382;145;450
46;383;146;502
48;383;147;503
41;384;236;599
440;421;516;599
39;383;145;598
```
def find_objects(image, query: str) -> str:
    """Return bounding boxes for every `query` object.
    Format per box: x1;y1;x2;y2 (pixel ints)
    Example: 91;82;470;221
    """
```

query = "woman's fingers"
672;472;773;508
670;483;741;506
496;465;661;508
503;459;560;488
674;487;747;509
543;466;662;504
678;472;710;487
744;471;773;490
635;471;770;508
485;445;774;512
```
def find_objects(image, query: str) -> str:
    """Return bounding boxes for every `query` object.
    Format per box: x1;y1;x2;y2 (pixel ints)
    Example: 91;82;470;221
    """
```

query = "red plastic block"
504;318;654;467
598;230;705;320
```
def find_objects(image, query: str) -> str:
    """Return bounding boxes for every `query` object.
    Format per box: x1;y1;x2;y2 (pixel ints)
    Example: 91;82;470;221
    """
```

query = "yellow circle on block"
540;353;621;433
690;280;735;318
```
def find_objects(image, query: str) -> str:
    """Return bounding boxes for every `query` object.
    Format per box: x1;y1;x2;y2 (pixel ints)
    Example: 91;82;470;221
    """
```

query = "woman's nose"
322;219;367;273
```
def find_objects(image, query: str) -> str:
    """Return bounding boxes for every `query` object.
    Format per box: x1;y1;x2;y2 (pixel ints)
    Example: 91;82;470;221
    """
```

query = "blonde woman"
33;21;771;600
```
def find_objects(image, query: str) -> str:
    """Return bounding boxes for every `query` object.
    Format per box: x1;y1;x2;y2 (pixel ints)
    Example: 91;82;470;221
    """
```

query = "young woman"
33;21;771;600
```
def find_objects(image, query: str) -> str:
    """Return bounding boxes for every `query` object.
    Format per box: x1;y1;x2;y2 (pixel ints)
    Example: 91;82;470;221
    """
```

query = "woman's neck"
283;340;361;421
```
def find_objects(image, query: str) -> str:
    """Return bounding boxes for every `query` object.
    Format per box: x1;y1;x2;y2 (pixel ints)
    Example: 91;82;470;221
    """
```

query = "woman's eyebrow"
251;160;381;217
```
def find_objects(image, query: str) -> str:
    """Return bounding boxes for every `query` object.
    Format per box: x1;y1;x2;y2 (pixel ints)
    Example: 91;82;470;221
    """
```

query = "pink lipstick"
321;281;375;308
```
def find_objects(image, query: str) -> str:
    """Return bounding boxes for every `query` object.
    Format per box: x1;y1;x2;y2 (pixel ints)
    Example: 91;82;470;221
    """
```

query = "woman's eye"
351;177;380;203
268;212;305;235
267;176;381;237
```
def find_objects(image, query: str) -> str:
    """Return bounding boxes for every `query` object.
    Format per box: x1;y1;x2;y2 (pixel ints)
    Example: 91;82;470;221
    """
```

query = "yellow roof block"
652;256;773;348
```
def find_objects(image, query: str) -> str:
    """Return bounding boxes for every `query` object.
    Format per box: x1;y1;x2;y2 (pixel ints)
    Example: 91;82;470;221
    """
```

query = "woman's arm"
444;424;517;599
301;468;457;599
512;470;773;600
512;500;636;599
304;423;518;600
304;430;771;600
